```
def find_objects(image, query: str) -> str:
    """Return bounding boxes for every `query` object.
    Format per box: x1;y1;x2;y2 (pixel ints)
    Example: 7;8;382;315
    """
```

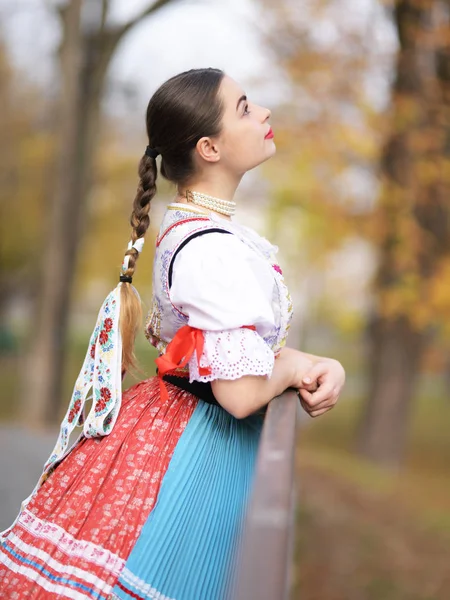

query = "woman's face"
199;75;275;176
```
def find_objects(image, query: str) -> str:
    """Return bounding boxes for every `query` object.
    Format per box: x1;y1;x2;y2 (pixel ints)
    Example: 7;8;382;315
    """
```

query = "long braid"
120;153;158;373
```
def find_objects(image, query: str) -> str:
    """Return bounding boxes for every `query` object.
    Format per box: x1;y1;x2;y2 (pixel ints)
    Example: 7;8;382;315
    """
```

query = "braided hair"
119;67;225;373
120;153;157;372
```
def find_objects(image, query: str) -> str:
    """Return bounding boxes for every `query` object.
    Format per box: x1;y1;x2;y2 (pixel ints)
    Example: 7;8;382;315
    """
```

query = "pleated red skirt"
0;377;198;597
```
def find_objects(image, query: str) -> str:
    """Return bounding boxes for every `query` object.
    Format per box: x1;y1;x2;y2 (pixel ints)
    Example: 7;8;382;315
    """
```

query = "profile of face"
194;75;275;177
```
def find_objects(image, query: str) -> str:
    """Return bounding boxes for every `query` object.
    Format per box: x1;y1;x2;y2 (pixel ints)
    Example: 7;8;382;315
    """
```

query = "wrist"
298;351;327;366
280;347;315;388
276;347;299;389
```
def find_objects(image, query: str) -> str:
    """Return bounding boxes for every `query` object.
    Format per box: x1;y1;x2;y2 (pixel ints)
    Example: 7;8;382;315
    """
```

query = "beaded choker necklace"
184;189;236;217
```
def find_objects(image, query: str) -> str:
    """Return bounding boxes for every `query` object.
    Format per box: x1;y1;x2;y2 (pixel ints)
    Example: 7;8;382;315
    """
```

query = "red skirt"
0;377;198;598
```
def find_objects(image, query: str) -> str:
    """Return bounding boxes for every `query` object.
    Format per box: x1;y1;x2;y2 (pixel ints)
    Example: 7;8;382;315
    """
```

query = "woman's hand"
297;358;345;418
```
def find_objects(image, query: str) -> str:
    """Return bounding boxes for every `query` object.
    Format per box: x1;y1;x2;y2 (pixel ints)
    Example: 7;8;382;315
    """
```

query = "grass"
292;388;450;600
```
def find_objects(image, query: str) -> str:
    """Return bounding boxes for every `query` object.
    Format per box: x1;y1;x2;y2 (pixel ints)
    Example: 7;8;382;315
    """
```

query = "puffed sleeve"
170;232;276;382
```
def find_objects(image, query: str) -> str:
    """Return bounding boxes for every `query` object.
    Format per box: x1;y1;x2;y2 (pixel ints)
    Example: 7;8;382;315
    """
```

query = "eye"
243;103;250;115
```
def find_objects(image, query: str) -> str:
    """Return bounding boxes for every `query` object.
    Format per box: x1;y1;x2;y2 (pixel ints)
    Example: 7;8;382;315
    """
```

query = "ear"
195;137;220;163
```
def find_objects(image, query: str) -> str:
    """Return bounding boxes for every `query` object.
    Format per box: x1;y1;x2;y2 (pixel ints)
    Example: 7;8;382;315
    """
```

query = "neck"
175;188;237;222
177;171;242;202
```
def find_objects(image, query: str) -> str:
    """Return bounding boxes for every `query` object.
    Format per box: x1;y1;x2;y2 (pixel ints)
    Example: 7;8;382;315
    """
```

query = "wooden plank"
232;388;300;600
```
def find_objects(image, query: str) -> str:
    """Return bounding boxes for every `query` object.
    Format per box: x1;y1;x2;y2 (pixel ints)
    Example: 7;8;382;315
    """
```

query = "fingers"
309;405;333;418
297;358;342;419
298;394;334;418
297;387;340;418
299;380;319;393
301;361;329;387
297;388;313;403
300;382;335;407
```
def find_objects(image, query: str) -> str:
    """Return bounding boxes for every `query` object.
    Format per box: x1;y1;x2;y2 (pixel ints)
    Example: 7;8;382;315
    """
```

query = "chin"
267;141;277;157
247;143;277;171
261;143;277;164
240;144;277;173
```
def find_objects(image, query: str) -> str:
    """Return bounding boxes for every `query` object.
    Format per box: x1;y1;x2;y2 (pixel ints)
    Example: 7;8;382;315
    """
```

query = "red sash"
155;324;256;402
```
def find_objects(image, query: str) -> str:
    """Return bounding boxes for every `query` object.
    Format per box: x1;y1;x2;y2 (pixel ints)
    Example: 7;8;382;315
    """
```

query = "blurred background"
0;0;449;598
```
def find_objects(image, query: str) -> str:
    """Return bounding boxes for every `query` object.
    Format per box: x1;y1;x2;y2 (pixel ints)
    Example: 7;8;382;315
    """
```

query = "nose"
263;107;271;122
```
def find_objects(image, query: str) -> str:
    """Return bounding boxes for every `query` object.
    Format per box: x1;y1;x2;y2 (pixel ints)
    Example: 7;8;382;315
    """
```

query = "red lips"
265;127;274;139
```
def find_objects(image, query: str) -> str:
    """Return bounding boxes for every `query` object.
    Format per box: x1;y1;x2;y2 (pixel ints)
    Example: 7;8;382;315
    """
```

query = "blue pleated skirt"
110;398;264;600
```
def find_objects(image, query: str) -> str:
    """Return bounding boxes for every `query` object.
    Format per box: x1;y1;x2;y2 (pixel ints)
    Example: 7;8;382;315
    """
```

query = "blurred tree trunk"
357;0;450;467
22;0;182;427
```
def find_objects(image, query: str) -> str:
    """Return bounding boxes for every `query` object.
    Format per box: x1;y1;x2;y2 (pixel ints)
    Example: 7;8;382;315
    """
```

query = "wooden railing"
232;388;301;600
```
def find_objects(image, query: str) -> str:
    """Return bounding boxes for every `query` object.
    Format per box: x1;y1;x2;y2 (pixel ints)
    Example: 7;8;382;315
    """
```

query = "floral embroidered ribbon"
44;287;124;465
1;285;124;541
155;324;256;402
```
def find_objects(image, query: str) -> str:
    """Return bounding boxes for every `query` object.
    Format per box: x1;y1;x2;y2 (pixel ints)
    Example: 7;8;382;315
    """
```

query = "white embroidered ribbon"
122;239;144;273
128;238;145;253
122;255;131;271
1;284;124;541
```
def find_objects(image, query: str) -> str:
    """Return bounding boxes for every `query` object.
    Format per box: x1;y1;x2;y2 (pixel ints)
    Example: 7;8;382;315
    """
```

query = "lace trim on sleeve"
188;327;275;383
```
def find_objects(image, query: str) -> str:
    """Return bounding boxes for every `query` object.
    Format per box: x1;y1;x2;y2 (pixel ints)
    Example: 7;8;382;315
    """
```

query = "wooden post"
232;388;300;600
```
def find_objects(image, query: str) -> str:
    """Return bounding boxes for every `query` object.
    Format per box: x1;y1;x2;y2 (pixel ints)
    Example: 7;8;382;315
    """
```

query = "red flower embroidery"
95;398;107;412
100;387;111;401
104;318;113;332
90;344;95;359
95;387;111;412
68;399;82;424
99;329;109;345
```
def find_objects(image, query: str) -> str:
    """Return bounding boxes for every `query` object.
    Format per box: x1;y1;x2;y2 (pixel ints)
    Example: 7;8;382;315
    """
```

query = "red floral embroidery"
101;387;111;401
104;318;113;332
90;344;95;359
67;399;82;424
99;329;109;345
95;398;107;412
96;387;111;412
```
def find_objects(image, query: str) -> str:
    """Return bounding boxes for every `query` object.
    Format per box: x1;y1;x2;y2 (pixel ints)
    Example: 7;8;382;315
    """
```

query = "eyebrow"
236;94;247;111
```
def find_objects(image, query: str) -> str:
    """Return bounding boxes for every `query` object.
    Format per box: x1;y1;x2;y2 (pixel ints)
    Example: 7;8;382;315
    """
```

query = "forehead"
219;75;245;111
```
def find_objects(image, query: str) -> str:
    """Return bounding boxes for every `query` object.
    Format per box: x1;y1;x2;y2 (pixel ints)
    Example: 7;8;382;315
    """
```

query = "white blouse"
170;230;280;383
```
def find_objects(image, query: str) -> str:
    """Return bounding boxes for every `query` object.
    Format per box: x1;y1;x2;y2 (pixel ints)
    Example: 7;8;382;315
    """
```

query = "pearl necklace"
184;189;236;217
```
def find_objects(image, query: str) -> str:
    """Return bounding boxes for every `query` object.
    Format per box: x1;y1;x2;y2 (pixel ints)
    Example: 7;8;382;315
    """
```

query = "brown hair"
120;67;226;372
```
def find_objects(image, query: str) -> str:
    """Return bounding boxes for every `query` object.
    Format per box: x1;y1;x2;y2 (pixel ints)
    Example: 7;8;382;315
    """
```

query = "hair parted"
119;67;226;373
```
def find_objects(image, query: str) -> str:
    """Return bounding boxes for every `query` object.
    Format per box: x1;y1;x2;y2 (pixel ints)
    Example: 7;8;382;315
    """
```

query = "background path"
0;424;58;530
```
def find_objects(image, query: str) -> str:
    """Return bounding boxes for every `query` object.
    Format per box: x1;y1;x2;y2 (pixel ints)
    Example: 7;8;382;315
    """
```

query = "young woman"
0;68;345;599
